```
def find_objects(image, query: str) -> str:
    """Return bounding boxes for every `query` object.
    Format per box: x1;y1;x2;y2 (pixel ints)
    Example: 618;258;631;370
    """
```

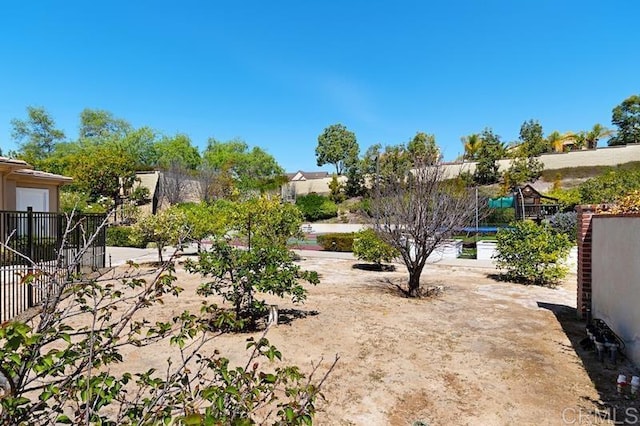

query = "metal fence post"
27;207;34;308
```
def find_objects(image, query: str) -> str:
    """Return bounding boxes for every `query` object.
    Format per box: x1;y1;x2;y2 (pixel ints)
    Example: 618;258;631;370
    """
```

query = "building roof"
10;168;73;184
0;156;72;184
287;170;330;181
0;156;30;169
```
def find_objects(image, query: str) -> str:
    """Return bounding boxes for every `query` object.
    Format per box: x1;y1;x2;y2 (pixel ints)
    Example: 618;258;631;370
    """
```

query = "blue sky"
1;1;638;172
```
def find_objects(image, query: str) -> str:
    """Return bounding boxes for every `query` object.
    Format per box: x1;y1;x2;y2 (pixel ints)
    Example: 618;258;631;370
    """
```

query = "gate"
0;208;106;322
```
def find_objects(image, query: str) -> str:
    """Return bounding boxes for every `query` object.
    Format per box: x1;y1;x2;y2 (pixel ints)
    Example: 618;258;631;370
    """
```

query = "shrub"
485;207;515;226
129;185;150;205
548;211;578;242
295;194;338;221
603;190;640;214
544;187;582;212
328;175;346;203
348;198;372;216
352;229;399;265
494;220;572;286
579;168;640;204
316;233;355;252
106;226;147;248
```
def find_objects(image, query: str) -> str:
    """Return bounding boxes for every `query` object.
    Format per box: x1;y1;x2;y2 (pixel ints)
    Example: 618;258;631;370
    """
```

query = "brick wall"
576;205;598;319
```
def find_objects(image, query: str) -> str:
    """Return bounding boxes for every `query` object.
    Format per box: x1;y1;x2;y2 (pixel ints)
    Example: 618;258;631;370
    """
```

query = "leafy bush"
106;226;147;248
347;198;372;216
548;211;578;242
494;220;572;286
579;168;640;204
328;175;346;203
544;187;582;211
316;233;355;252
129;185;150;205
295;194;338;221
352;229;399;265
485;207;515;225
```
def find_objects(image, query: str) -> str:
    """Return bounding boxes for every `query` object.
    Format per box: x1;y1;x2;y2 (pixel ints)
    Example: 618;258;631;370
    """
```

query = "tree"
377;144;413;184
494;220;571;286
203;139;285;193
229;196;304;250
372;158;481;297
315;124;359;175
154;133;201;170
68;141;137;200
65;111;158;202
517;119;548;156
160;162;193;206
196;164;235;202
186;197;316;328
344;160;366;197
581;123;614;149
78;109;157;169
10;106;65;166
609;95;640;146
407;132;440;165
175;202;220;252
473;128;504;185
546;130;575;153
461;133;482;160
134;207;188;262
187;242;319;328
502;156;543;188
0;218;334;424
503;120;546;187
79;108;131;140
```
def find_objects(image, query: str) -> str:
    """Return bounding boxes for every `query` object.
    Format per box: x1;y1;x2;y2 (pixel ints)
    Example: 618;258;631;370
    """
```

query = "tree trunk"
157;245;163;264
407;270;421;297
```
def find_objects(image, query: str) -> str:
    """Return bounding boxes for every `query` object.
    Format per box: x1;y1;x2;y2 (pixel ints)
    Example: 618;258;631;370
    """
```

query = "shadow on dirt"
538;302;639;424
275;308;320;326
352;263;396;272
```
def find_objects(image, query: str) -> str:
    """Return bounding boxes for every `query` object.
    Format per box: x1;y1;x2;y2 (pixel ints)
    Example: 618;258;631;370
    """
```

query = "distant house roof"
515;184;558;201
287;170;330;181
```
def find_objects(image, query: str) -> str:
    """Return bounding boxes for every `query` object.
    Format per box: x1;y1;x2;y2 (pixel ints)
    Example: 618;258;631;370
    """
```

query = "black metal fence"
1;209;107;322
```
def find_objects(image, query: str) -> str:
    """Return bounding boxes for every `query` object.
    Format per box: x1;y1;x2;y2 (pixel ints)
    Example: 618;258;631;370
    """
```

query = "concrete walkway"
106;245;498;270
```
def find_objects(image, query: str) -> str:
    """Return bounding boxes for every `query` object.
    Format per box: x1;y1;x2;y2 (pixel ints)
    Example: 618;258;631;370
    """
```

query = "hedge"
316;233;355;252
295;194;338;221
106;226;148;248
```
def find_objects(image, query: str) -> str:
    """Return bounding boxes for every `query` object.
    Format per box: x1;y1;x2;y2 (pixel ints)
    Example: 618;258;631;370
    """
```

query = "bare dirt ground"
106;254;636;425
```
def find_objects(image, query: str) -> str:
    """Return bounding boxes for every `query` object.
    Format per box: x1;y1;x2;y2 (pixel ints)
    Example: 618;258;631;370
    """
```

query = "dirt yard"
110;254;634;425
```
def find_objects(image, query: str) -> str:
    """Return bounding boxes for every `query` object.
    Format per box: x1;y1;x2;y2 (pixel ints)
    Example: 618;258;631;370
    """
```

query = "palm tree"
546;131;576;153
584;124;615;149
461;133;482;160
